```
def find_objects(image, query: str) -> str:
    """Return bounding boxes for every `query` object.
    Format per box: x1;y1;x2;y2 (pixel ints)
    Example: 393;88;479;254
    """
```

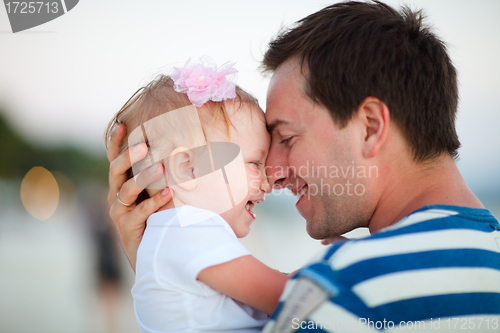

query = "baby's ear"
168;147;197;191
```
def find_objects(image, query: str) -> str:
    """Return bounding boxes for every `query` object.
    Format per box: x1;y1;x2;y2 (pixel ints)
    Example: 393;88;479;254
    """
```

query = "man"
257;2;500;330
107;0;500;330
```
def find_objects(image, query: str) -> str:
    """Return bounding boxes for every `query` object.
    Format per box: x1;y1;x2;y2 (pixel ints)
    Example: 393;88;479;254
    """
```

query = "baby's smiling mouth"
245;200;262;219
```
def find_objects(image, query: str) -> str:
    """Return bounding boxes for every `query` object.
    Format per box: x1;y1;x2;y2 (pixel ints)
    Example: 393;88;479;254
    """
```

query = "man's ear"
168;146;197;191
357;97;390;159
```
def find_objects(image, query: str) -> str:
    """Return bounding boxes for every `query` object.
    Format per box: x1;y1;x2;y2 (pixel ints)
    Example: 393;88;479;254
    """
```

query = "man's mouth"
296;185;308;202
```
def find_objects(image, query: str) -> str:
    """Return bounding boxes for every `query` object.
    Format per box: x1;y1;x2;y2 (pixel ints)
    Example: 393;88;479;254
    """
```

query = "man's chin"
305;215;352;240
305;220;331;240
300;200;340;239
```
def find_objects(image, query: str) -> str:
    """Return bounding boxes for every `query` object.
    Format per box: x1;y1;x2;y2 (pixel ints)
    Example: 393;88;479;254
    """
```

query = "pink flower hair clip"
171;56;238;107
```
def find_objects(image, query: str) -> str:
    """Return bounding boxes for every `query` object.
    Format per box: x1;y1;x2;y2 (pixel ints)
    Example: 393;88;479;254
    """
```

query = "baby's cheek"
243;166;262;193
247;177;261;194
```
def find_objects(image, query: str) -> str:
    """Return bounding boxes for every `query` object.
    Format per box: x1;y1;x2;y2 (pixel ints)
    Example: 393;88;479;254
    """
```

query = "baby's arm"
197;255;289;315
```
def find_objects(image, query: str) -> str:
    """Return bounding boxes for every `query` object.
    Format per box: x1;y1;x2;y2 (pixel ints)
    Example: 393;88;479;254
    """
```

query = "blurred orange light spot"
20;167;60;221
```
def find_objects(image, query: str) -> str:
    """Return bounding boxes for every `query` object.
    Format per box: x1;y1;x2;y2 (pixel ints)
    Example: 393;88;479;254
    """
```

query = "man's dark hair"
262;0;460;162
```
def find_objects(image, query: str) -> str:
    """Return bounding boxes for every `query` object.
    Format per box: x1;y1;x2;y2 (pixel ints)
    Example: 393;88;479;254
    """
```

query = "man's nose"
265;145;288;189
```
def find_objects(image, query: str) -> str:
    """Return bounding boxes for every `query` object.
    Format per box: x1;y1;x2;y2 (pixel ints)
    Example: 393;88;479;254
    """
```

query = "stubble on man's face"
265;58;372;239
306;185;371;239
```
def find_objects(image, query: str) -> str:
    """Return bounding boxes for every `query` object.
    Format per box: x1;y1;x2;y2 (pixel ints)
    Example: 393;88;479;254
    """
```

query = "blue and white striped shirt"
263;205;500;332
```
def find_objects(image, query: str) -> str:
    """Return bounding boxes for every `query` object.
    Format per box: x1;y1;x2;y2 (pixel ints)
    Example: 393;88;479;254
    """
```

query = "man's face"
265;58;370;239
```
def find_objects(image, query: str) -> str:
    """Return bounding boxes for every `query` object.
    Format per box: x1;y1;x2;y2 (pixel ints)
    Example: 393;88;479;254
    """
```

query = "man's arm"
197;255;289;315
107;124;172;271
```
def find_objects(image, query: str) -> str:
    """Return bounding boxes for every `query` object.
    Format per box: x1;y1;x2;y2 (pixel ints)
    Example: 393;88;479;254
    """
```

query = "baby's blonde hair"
104;74;259;204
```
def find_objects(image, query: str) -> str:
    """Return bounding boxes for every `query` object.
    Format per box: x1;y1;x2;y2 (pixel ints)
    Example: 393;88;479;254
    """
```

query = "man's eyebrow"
266;119;291;133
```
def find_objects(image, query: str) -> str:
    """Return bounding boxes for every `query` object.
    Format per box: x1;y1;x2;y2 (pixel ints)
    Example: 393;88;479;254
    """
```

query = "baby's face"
219;103;271;238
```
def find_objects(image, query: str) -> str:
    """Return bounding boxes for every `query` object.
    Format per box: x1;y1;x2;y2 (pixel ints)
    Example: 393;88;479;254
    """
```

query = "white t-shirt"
132;205;269;333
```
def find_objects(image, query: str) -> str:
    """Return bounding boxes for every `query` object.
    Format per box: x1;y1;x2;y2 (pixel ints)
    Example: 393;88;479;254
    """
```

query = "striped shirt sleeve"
263;206;500;332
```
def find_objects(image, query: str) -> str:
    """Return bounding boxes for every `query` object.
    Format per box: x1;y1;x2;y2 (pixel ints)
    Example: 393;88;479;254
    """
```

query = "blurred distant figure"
79;182;122;333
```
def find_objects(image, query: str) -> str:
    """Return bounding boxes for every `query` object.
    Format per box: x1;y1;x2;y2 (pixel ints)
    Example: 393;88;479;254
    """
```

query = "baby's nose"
260;175;272;194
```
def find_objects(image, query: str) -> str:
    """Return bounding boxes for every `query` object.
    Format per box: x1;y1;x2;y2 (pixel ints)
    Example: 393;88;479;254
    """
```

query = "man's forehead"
265;60;308;133
266;119;291;134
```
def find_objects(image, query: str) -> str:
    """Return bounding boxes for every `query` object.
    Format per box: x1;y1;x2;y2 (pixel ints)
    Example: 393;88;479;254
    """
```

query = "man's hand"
107;124;172;271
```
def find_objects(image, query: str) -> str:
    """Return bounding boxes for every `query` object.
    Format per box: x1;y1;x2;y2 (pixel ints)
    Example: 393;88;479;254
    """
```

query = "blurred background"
0;0;498;332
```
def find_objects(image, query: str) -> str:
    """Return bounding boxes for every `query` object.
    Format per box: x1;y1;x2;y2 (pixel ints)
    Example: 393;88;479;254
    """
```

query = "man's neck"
368;154;484;233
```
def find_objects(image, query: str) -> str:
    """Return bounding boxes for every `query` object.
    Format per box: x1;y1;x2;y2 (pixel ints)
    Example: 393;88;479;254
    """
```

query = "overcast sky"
0;0;499;194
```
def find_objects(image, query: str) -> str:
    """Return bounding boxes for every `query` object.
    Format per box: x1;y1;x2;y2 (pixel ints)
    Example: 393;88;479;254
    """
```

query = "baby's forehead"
227;105;270;155
228;102;266;127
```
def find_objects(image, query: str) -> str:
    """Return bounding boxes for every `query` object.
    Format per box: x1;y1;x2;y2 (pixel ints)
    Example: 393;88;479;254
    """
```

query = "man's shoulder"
325;205;499;267
263;205;500;332
321;205;500;289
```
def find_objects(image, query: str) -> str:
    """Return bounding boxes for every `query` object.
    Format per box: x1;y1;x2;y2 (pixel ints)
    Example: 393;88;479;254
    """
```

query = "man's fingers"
107;123;125;163
118;163;165;205
111;187;172;232
133;188;173;222
108;142;149;204
134;163;168;189
109;198;134;230
109;143;149;180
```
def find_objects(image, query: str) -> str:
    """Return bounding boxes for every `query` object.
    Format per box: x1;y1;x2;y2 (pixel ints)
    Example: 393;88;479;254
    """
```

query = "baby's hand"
321;236;349;245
